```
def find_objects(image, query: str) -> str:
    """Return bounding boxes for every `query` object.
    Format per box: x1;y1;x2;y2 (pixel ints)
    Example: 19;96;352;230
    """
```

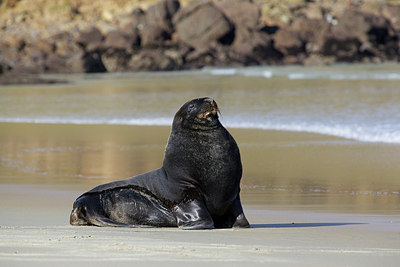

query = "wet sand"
1;124;400;265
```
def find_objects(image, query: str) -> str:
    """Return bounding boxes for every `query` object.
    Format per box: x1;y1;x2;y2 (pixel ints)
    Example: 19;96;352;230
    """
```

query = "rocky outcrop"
0;0;399;83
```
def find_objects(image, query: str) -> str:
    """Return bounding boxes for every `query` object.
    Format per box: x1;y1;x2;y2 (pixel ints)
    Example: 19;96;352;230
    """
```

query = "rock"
120;8;146;32
127;49;181;71
303;54;335;66
33;39;56;54
0;72;67;85
321;33;361;61
273;28;303;55
303;3;323;20
145;0;180;33
0;44;23;72
75;27;104;50
332;9;370;44
103;29;139;51
173;1;233;48
101;50;131;72
141;25;169;47
216;0;260;30
322;8;392;61
382;5;400;31
290;17;331;54
96;22;119;35
5;36;26;51
232;28;282;64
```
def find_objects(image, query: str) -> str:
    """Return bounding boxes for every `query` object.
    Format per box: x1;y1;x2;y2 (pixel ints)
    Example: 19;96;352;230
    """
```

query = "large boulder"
216;0;260;30
145;0;180;33
173;1;233;48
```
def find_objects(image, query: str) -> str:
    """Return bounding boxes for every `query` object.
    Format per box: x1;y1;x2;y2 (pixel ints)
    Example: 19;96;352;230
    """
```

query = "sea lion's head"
173;97;220;130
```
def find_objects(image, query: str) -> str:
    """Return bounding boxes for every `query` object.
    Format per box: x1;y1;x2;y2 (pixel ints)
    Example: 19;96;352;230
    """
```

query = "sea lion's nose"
204;97;214;103
204;97;216;107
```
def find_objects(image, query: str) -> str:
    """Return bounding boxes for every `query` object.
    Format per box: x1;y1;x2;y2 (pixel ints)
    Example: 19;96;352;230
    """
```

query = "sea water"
1;64;399;144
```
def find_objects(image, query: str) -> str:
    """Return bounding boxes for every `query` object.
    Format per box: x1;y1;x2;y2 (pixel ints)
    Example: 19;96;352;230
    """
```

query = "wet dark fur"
70;97;249;229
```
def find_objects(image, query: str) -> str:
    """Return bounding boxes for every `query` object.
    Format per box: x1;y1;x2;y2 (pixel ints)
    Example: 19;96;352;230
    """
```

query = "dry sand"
0;184;399;266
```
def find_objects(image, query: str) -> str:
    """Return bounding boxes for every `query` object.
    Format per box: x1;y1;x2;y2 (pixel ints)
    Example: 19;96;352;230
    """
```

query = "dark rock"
273;29;304;55
173;1;233;48
145;0;180;33
82;52;107;73
232;28;282;64
321;34;361;61
42;49;106;73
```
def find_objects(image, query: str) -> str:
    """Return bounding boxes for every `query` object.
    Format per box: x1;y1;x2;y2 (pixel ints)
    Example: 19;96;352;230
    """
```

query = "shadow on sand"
251;222;367;229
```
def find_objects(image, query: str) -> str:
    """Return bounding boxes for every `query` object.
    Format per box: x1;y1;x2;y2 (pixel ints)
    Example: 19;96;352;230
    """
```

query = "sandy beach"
0;184;399;266
1;68;400;266
1;124;400;266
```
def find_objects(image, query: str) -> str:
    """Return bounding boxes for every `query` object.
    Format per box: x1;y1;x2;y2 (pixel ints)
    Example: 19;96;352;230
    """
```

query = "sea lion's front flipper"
213;195;250;228
173;198;214;230
231;195;250;228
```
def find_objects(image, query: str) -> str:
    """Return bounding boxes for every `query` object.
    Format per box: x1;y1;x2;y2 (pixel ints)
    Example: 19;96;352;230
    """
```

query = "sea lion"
70;97;249;229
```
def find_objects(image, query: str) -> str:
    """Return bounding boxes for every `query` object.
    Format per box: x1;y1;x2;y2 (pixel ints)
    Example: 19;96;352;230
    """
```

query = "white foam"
208;69;237;75
223;120;400;144
207;68;274;78
1;116;399;144
242;70;273;78
289;72;400;80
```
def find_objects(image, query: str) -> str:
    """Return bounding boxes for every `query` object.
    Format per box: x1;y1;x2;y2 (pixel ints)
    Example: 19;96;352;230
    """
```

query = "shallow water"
0;64;399;214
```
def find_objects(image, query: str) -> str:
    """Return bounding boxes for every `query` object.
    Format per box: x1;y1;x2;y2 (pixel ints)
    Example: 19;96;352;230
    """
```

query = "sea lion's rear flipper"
90;215;131;227
173;198;214;230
